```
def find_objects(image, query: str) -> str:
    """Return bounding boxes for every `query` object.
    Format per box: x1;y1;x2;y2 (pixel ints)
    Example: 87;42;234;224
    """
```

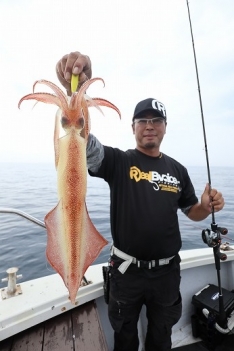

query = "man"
56;52;225;351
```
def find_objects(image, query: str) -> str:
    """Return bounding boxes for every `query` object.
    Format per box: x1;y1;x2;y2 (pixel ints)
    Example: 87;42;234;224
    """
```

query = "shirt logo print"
129;166;181;193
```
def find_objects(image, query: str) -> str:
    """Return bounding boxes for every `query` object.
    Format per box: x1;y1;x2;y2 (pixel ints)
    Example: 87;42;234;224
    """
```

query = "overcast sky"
0;0;233;167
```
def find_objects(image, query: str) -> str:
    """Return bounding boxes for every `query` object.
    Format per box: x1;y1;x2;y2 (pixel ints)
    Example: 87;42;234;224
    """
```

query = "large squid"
18;78;121;303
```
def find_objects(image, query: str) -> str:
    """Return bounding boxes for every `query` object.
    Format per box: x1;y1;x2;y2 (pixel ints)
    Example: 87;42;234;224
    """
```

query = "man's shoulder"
162;153;186;169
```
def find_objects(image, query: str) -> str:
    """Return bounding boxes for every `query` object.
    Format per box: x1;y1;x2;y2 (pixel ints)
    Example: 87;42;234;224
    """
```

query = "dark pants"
108;255;182;351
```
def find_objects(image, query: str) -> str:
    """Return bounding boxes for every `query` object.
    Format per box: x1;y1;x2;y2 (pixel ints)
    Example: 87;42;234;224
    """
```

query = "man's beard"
144;141;156;149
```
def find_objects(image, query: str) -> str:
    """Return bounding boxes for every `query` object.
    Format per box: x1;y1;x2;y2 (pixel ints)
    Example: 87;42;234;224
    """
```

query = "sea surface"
0;163;233;288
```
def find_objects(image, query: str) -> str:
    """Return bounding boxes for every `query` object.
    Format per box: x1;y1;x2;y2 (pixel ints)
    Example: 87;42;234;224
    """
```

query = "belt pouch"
102;266;111;304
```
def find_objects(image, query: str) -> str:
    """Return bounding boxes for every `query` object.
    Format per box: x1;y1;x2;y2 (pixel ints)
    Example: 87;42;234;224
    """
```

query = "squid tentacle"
70;78;105;111
33;80;69;112
18;92;62;109
91;97;121;118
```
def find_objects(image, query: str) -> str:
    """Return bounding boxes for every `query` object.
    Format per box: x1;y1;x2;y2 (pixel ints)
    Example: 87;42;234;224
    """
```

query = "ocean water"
0;162;233;287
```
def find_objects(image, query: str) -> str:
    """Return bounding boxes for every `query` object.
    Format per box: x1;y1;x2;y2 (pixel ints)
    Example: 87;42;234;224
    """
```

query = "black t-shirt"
89;146;198;260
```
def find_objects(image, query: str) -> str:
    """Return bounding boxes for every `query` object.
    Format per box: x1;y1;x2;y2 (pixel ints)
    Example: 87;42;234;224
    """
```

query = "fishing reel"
202;224;229;262
202;224;228;248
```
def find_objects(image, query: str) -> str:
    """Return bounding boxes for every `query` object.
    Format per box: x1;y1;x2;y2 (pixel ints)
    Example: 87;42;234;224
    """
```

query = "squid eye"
76;117;84;129
61;116;70;127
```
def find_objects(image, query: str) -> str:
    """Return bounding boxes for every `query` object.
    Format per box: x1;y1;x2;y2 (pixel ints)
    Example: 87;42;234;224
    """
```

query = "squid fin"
45;200;108;303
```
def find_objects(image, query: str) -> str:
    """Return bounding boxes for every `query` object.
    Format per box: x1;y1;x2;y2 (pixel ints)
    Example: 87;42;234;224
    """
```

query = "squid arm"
18;92;62;109
89;97;121;119
33;80;68;110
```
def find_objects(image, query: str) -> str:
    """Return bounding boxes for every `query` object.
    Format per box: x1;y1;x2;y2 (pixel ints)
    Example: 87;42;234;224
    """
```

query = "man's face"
132;113;167;152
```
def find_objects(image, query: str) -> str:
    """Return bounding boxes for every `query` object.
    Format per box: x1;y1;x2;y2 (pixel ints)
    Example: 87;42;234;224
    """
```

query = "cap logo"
152;99;166;117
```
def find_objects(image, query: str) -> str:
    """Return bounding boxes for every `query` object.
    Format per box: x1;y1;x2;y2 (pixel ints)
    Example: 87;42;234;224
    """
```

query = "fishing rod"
186;0;228;328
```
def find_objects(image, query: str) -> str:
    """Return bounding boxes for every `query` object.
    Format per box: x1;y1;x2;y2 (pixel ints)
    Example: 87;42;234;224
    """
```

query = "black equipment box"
192;284;234;317
191;284;234;348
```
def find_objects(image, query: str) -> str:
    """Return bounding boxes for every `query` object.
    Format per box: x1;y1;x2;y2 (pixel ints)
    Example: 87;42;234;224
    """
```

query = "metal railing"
0;207;46;228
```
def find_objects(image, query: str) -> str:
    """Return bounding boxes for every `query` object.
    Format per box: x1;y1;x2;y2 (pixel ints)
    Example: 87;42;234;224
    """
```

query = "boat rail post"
1;267;23;299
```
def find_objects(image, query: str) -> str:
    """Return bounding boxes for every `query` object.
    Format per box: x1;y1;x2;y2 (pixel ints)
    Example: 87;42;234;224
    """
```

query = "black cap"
133;98;167;121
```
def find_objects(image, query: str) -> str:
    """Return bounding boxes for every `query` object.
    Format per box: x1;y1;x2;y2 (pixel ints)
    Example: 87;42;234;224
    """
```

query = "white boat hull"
1;247;234;350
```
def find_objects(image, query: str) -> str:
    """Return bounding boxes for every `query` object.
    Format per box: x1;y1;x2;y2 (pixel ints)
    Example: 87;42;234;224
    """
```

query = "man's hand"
201;183;224;213
56;51;92;95
187;183;224;221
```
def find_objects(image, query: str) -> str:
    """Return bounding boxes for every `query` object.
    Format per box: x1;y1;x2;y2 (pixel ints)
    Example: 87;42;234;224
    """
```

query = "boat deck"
0;300;108;351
